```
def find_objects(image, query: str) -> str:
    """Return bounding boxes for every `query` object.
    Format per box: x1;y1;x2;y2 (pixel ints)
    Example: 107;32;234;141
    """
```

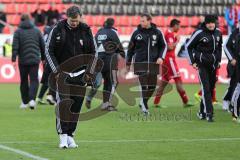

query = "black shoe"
206;114;214;122
197;112;206;120
29;106;35;110
206;116;214;122
85;100;91;109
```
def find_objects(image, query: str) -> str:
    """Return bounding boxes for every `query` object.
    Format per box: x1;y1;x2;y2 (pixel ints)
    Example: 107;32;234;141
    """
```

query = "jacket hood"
137;23;157;31
60;19;90;31
19;20;35;29
200;22;216;33
103;26;117;31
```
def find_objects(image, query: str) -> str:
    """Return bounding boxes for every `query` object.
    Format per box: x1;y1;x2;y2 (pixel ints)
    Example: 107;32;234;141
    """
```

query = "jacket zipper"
147;37;150;73
73;33;76;56
200;53;203;63
212;35;216;69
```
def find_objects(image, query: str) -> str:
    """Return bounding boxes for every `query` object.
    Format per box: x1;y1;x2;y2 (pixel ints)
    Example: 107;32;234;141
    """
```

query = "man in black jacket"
94;18;125;111
45;6;95;149
12;14;45;110
224;25;240;121
36;19;57;105
126;13;167;115
223;26;238;113
186;15;222;122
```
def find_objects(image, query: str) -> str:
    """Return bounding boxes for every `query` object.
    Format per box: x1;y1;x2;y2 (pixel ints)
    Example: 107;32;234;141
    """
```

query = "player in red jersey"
154;19;194;107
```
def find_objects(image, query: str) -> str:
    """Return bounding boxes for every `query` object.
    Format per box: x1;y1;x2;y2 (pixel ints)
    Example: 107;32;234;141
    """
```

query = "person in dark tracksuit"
12;14;45;110
222;27;238;113
224;25;240;121
186;15;222;122
126;13;167;115
37;20;57;105
94;18;125;111
45;6;95;148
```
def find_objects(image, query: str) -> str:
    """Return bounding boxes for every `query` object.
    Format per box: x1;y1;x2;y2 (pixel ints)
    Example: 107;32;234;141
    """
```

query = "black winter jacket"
45;20;95;73
126;23;167;74
186;24;222;69
12;20;45;65
95;26;124;71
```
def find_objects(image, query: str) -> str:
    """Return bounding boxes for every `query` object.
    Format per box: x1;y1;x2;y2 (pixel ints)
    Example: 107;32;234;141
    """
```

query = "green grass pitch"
0;84;240;160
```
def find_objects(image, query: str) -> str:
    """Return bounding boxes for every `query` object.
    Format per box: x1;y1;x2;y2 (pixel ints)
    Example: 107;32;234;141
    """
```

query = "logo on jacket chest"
201;37;209;43
56;35;61;43
79;39;83;46
152;35;157;46
135;34;143;40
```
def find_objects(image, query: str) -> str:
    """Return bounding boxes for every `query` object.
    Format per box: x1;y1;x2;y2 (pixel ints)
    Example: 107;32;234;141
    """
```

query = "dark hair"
66;6;82;18
104;18;115;27
170;19;180;27
21;14;30;21
140;13;152;21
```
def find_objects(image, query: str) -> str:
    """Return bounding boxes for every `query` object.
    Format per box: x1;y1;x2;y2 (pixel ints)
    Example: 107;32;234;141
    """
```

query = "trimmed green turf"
0;84;239;160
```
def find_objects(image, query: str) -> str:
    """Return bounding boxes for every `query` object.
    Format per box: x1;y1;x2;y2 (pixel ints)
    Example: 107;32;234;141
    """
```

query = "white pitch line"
0;144;49;160
1;137;240;144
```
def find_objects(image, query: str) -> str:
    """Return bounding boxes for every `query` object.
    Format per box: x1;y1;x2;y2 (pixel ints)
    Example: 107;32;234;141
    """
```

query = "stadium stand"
0;0;237;35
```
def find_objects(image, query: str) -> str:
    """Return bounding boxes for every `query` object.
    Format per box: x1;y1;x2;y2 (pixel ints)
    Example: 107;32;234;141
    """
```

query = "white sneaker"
222;100;230;111
59;134;68;149
67;136;78;148
20;103;28;109
101;102;109;110
29;100;36;110
46;95;56;105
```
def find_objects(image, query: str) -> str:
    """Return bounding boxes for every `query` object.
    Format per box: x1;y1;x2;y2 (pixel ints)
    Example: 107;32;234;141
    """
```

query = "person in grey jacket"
12;14;45;110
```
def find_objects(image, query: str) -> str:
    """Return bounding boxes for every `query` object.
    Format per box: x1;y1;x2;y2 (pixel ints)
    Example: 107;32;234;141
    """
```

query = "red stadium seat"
131;16;140;26
0;0;12;3
28;4;38;13
152;16;165;27
94;15;105;26
116;27;123;35
51;0;62;3
84;15;94;26
7;14;20;25
114;16;121;26
190;16;200;27
91;26;99;35
124;27;134;35
185;27;195;35
63;4;74;10
4;4;16;14
39;4;50;11
15;0;26;3
38;0;49;4
16;4;28;14
179;16;190;27
54;4;64;13
25;0;38;3
160;27;167;33
118;16;131;26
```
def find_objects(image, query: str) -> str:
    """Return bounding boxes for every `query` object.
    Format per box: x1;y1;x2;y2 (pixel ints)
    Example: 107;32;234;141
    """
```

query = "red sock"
212;88;216;102
154;95;162;105
178;90;188;104
198;90;202;96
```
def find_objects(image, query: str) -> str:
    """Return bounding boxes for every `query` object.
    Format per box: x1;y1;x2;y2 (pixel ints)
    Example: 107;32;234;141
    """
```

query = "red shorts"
161;57;181;81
